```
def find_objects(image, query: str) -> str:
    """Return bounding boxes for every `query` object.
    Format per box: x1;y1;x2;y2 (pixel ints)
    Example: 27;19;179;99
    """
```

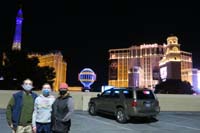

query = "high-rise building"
28;52;67;91
181;51;193;84
12;8;23;51
109;44;164;88
108;36;193;88
108;48;129;87
129;44;164;88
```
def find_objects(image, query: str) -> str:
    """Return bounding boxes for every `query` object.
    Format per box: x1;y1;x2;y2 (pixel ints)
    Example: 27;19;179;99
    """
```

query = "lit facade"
129;44;164;88
181;51;193;84
29;52;67;91
108;48;129;87
192;69;199;90
108;36;193;88
159;36;182;80
12;8;23;51
159;36;193;84
109;44;164;88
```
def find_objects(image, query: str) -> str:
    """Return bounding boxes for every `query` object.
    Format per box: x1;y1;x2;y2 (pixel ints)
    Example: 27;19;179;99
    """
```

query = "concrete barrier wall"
0;90;200;111
157;94;200;111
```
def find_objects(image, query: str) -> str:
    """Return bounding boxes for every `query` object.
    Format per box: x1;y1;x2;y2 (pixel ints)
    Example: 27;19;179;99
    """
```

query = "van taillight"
131;101;137;107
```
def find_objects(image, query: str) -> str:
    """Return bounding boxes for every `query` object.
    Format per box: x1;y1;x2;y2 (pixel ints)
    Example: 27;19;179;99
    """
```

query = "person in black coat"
51;83;74;133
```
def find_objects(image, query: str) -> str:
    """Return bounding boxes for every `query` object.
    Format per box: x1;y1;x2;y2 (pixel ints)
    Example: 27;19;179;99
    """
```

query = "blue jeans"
36;122;51;133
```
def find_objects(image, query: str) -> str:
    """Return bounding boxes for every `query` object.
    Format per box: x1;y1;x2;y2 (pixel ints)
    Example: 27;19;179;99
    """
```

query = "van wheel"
116;108;127;123
89;104;96;116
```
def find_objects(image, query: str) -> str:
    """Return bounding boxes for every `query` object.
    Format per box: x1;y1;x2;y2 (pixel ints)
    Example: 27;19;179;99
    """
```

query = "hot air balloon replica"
78;68;96;92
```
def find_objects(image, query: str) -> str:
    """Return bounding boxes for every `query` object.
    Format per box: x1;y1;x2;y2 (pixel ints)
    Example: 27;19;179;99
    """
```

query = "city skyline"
0;1;200;88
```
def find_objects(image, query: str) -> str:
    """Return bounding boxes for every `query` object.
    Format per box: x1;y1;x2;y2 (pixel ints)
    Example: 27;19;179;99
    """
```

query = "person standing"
32;83;55;133
51;83;74;133
6;78;38;133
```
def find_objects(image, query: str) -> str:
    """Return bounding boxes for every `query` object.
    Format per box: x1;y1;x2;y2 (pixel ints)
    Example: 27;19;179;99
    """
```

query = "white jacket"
32;94;55;127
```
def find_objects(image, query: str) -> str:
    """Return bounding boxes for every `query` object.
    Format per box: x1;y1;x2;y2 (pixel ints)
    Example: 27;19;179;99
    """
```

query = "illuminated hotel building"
109;44;164;88
108;36;193;88
129;44;164;88
109;48;130;87
180;51;193;84
28;52;67;91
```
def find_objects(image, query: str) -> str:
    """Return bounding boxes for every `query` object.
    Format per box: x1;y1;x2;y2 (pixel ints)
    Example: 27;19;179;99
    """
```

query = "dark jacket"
51;95;74;133
9;91;37;128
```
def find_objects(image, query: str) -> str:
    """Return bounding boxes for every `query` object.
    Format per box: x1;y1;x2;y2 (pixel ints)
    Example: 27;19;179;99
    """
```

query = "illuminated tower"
159;36;181;80
12;8;23;51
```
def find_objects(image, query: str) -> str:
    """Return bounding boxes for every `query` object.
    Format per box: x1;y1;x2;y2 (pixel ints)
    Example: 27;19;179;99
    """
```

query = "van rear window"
123;90;133;98
136;90;155;100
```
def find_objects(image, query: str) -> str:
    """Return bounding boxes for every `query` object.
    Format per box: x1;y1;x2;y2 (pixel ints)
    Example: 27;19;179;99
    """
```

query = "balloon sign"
78;68;96;91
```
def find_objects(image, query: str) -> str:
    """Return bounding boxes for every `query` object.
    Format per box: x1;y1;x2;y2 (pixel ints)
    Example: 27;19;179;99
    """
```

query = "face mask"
59;90;67;96
22;84;33;91
42;88;51;97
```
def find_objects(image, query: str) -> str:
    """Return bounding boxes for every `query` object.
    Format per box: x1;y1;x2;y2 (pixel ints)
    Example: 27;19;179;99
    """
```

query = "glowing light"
143;90;150;94
78;68;96;90
101;85;114;92
160;66;167;81
140;43;158;49
0;76;4;80
198;71;200;89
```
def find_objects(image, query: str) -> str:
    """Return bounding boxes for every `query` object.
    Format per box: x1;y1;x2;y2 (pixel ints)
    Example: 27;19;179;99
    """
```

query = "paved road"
1;109;200;133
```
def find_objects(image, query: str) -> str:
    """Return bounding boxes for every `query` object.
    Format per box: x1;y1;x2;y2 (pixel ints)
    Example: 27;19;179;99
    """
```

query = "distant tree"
31;66;55;90
180;81;194;94
155;79;194;94
0;50;55;90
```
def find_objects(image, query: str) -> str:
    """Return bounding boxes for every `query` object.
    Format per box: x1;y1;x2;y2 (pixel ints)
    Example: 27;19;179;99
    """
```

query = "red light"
131;101;137;107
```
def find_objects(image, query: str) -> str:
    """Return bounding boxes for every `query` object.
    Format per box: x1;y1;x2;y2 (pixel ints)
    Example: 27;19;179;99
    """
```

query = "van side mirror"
97;94;101;97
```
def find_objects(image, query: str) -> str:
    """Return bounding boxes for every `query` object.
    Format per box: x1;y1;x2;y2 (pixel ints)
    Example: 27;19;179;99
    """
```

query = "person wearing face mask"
32;83;55;133
6;78;38;133
51;83;74;133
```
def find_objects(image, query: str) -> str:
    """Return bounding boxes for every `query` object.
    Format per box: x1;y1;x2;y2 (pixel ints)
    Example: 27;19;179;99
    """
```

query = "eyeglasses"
24;83;32;85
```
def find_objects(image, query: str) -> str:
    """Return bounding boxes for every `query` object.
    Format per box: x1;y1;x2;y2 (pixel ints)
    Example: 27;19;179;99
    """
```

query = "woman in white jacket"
32;83;55;133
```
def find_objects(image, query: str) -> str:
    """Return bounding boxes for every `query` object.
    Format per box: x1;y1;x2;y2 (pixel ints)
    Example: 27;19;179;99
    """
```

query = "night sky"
0;0;200;89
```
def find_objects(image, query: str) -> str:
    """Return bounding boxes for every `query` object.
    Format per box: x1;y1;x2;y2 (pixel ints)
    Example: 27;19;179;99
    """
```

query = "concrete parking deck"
1;109;200;133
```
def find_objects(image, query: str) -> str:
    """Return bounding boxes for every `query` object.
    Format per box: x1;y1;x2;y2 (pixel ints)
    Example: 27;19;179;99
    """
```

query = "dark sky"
0;0;200;88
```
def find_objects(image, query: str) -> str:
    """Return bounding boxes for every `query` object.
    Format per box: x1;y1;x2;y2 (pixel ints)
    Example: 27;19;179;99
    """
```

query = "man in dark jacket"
6;78;38;133
51;83;74;133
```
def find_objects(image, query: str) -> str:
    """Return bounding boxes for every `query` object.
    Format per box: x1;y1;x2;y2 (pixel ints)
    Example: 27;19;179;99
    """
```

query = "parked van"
88;87;160;123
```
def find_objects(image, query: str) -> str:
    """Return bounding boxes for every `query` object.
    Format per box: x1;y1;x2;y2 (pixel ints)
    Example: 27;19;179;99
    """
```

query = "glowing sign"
198;71;200;89
101;85;114;92
78;68;96;90
160;66;167;81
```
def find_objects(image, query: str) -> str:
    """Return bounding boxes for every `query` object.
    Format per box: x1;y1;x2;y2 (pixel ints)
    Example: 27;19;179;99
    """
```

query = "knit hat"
59;82;68;90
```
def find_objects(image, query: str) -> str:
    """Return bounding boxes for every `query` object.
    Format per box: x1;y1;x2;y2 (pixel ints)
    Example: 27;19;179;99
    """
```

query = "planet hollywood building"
108;36;194;89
